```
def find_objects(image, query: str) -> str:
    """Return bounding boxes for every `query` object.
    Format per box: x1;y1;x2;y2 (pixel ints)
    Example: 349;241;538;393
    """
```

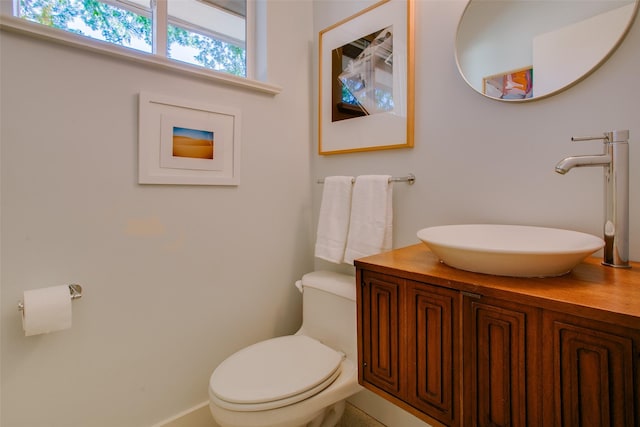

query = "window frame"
0;0;280;95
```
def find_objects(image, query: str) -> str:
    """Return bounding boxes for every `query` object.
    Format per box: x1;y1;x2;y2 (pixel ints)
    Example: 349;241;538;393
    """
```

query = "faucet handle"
571;134;608;142
572;130;629;143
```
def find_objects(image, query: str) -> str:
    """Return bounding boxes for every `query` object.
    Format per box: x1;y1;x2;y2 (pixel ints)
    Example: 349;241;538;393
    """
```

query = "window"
14;0;247;77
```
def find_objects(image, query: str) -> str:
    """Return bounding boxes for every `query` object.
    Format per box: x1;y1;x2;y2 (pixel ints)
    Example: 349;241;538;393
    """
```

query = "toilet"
208;271;363;427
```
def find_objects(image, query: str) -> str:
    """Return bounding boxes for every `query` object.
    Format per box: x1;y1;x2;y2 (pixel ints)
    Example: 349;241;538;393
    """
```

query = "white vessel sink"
417;224;605;277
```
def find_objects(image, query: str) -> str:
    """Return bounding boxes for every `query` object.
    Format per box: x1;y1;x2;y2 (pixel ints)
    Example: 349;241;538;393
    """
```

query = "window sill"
0;15;282;96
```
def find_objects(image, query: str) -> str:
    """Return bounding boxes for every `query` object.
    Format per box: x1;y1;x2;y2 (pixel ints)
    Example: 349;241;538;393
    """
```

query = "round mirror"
455;0;639;102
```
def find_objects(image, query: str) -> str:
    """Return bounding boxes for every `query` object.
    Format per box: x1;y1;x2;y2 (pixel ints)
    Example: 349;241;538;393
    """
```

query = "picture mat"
320;0;409;154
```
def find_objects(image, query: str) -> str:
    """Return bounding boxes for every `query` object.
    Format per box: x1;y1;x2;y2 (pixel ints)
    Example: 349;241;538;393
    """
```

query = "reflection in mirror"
331;27;394;122
456;0;638;101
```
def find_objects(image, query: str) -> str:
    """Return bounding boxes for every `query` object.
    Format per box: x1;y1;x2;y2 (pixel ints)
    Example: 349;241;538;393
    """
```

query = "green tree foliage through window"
169;25;246;76
18;0;246;76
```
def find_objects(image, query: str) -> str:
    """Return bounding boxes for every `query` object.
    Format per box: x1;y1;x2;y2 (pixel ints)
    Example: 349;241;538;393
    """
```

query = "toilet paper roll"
22;285;72;336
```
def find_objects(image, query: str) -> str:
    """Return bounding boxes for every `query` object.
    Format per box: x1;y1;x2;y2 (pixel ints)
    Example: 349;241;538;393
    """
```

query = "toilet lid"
210;335;344;410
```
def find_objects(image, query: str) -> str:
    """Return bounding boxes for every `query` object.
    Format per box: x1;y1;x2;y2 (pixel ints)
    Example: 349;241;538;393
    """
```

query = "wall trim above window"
0;15;281;95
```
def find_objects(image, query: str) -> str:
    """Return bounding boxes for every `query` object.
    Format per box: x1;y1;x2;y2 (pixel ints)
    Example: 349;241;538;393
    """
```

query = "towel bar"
18;284;83;312
317;173;415;185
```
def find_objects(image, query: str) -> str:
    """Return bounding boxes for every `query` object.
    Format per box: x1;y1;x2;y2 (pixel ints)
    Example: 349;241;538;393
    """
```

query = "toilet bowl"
208;271;362;427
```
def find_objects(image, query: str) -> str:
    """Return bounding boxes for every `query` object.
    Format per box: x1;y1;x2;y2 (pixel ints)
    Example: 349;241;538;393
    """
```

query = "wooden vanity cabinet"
355;244;640;427
359;271;402;397
405;279;458;425
462;294;542;427
542;310;640;426
357;270;460;427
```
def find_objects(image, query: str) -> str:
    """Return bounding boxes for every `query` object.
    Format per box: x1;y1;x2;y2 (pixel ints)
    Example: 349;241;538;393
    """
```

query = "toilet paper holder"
17;284;83;312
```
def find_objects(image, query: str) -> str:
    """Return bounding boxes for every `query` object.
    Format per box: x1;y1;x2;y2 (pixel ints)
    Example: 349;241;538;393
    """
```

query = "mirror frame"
454;0;640;102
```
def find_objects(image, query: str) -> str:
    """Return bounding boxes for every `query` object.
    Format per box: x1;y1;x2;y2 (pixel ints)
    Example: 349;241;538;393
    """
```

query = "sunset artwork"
172;127;214;159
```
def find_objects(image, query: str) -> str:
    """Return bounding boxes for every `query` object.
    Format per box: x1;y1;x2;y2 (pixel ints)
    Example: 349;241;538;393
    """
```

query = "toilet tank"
297;271;357;361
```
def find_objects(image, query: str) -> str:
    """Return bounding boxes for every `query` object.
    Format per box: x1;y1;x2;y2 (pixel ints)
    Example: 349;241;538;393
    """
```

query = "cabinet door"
406;281;459;427
543;311;640;427
359;271;402;396
463;295;541;427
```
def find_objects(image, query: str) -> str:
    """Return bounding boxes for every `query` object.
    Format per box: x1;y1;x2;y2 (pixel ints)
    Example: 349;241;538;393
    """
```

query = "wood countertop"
355;244;640;329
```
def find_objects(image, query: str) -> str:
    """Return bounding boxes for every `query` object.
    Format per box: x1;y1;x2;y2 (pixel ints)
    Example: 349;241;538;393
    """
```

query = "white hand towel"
314;176;354;263
344;175;393;265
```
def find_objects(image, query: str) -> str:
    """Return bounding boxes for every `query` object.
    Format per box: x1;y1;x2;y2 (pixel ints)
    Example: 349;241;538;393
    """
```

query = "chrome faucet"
555;130;630;268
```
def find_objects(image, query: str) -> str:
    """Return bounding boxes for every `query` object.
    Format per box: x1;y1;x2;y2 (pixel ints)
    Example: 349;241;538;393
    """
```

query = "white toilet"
208;271;363;427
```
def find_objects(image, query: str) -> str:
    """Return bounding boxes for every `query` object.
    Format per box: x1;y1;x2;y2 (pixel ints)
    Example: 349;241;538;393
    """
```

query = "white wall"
313;1;640;425
0;1;314;426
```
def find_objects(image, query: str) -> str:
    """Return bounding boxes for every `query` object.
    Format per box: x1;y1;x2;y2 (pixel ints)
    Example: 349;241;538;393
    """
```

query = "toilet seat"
209;335;344;412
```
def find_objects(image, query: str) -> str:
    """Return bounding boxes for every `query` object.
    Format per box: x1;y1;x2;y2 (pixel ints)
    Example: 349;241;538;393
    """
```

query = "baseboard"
153;399;384;427
152;401;218;427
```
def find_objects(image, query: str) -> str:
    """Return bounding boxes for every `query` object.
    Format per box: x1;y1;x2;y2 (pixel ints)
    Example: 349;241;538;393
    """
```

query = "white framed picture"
139;92;241;185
